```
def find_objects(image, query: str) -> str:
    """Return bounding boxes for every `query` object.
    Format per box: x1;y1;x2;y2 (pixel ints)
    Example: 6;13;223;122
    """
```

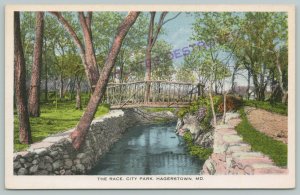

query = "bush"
183;131;213;160
178;96;223;131
217;95;243;113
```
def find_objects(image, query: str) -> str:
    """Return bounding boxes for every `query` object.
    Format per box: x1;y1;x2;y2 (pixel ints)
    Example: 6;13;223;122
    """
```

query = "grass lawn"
235;108;287;167
142;107;176;113
14;98;110;152
244;100;287;115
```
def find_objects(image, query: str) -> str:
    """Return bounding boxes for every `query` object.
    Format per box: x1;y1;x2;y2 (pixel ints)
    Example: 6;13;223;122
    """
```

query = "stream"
89;122;204;175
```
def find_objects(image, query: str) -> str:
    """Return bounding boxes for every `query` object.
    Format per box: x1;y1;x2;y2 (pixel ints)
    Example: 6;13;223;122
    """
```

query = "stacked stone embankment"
14;109;174;175
202;112;287;175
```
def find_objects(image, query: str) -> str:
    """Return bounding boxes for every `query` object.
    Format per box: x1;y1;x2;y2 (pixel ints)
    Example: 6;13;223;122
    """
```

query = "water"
89;123;204;175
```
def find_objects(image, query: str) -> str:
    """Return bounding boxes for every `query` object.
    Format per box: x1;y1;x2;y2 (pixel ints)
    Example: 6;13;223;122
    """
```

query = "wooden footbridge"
104;80;203;109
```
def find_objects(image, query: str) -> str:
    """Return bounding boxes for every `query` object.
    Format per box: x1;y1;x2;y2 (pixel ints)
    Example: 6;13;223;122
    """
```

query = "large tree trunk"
144;48;152;102
144;12;168;102
28;12;44;117
144;12;155;103
78;12;99;91
14;12;32;144
70;12;140;150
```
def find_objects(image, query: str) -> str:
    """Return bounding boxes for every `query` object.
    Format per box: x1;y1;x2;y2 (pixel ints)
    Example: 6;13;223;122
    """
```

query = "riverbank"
13;109;177;175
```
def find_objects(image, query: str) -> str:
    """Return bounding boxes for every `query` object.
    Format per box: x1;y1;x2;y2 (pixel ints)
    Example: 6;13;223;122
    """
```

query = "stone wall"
13;109;146;175
201;113;287;175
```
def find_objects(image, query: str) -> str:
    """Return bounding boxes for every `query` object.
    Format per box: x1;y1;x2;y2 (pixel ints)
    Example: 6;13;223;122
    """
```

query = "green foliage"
143;107;175;113
151;41;176;81
178;96;222;132
183;131;213;160
235;108;287;167
244;100;287;115
14;98;110;152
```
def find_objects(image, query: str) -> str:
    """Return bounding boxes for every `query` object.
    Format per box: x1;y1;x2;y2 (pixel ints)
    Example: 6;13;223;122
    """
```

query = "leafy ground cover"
14;96;109;152
235;108;288;167
183;131;213;160
243;100;287;115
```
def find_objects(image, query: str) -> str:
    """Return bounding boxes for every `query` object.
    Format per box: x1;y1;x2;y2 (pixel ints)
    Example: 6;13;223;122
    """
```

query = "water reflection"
89;123;204;175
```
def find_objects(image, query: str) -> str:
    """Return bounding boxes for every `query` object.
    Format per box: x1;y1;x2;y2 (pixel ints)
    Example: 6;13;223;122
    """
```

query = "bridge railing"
105;80;202;108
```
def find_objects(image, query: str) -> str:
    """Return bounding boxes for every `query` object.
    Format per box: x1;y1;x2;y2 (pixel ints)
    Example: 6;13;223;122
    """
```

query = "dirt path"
244;106;288;144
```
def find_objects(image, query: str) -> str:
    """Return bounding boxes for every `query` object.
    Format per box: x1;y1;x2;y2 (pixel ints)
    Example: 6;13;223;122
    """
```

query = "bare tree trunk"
208;80;217;126
276;52;288;104
246;69;251;100
145;48;152;102
28;12;44;117
144;12;155;103
59;75;64;100
231;65;238;93
144;12;168;102
54;78;57;94
44;55;48;102
78;12;99;91
70;12;140;150
75;79;82;110
222;92;228;124
44;37;48;102
209;87;217;127
14;12;32;144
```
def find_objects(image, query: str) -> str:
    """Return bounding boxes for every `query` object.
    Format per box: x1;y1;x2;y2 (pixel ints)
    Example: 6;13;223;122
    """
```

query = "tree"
191;12;238;94
70;12;140;149
144;12;181;101
28;12;44;117
14;12;32;144
50;12;99;92
144;12;167;82
275;46;288;103
234;12;288;101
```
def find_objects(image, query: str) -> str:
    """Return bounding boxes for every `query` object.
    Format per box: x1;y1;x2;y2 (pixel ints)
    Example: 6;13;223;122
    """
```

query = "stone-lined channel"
89;122;204;175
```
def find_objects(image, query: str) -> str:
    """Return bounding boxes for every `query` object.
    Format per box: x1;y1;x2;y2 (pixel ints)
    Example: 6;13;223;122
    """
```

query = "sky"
159;12;195;66
157;12;249;89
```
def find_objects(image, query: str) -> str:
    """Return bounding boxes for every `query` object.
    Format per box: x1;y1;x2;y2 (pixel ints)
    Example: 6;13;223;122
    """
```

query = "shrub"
217;95;243;113
183;131;213;160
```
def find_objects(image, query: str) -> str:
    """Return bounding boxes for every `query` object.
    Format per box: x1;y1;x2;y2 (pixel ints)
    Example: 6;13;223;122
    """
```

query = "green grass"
235;108;287;167
183;131;213;160
142;107;175;113
244;100;287;115
14;99;110;152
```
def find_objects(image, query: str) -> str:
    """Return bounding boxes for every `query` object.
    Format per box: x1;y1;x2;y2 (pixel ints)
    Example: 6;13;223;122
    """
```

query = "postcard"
5;4;295;189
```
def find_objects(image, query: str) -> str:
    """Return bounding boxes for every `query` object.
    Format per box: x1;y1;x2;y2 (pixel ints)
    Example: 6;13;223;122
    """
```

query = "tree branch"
162;12;181;25
49;12;85;55
147;12;155;49
86;12;92;30
150;12;168;49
